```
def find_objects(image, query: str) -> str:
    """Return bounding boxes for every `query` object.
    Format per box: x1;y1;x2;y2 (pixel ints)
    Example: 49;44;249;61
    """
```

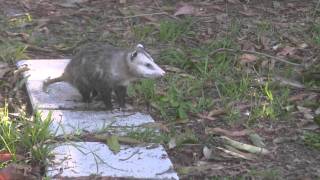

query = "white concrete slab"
17;59;69;81
42;110;155;136
17;59;106;110
47;142;179;179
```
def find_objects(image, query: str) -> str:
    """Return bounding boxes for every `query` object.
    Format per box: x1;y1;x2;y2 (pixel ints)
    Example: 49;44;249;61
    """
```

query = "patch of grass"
311;23;320;45
0;104;54;167
249;169;281;180
128;79;156;104
0;40;29;63
303;132;320;150
20;111;54;165
217;76;251;100
156;76;194;120
132;25;156;42
0;103;19;157
158;18;194;43
159;48;191;69
127;128;169;144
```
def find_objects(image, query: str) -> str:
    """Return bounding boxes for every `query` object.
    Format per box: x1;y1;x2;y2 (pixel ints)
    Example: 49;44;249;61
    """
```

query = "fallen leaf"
205;127;249;137
239;6;257;16
106;135;120;154
142;122;169;132
239;54;258;64
0;151;12;162
277;46;297;56
288;93;310;102
168;138;176;149
208;108;225;117
297;106;312;113
0;164;36;180
118;137;142;145
202;146;213;160
162;65;183;73
260;36;271;50
174;3;196;16
249;133;265;147
196;113;216;121
315;107;320;115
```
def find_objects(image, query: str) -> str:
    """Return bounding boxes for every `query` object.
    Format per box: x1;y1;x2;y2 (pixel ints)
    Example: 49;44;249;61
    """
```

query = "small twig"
210;48;302;67
112;12;170;19
119;149;140;161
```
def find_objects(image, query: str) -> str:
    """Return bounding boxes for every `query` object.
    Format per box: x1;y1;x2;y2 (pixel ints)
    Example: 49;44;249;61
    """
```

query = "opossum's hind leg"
115;86;127;108
95;85;113;110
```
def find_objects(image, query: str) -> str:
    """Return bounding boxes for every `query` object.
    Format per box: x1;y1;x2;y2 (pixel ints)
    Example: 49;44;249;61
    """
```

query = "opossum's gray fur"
43;42;165;110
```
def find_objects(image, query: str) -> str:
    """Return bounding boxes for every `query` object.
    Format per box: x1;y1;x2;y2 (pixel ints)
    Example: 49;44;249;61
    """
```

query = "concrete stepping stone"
42;110;155;136
47;142;178;179
18;59;179;179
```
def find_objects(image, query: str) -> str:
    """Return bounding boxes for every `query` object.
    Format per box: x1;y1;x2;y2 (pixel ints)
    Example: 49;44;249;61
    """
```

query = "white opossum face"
129;44;165;78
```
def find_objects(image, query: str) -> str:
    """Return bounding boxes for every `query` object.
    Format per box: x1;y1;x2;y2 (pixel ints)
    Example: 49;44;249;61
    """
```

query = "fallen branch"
220;136;270;155
210;48;302;67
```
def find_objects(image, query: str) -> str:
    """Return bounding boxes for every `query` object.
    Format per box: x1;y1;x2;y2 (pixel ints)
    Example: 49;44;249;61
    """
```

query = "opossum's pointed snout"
159;69;166;77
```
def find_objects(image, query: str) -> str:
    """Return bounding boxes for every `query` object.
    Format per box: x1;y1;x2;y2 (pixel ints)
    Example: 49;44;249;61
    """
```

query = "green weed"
158;18;193;42
249;169;281;180
0;41;29;63
0;103;19;157
132;25;156;42
128;79;156;103
311;23;320;45
20;111;53;165
127;128;169;143
303;132;320;150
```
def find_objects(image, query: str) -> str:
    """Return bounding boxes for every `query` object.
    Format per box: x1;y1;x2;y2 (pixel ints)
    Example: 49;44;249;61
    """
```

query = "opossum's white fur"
127;44;165;79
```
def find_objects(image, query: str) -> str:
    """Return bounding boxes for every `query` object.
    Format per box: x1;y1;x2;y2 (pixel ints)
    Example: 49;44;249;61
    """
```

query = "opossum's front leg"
78;86;93;103
115;86;127;108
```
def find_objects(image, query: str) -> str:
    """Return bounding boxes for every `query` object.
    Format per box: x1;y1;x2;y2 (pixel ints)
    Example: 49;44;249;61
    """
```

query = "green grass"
303;131;320;150
0;104;54;167
132;25;156;42
311;23;320;45
158;18;194;43
0;40;29;63
127;128;169;144
0;103;19;157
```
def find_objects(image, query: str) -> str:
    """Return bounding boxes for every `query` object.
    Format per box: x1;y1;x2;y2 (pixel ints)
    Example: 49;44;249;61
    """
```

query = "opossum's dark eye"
145;63;153;68
131;51;138;60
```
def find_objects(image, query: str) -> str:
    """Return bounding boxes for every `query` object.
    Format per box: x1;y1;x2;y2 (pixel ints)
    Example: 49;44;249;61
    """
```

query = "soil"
0;0;319;179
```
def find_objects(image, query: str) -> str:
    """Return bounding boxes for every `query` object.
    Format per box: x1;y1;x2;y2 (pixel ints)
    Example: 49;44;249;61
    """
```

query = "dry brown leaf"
162;65;183;73
208;108;225;117
174;3;196;16
205;127;249;137
197;113;216;121
288;93;310;102
0;151;12;162
239;6;257;17
240;54;258;64
277;46;297;56
0;164;37;180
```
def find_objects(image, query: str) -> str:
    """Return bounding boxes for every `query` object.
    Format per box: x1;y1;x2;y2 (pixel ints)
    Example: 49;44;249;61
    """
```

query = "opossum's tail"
42;75;65;92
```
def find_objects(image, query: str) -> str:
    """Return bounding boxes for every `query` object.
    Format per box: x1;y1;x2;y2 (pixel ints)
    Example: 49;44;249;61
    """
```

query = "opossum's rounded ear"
130;50;138;61
136;44;144;49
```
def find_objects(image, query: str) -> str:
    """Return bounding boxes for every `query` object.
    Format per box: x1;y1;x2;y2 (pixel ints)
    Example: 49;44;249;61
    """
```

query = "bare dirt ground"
0;0;320;179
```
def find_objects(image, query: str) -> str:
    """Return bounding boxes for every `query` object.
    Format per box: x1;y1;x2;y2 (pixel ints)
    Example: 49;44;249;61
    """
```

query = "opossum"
43;43;165;109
